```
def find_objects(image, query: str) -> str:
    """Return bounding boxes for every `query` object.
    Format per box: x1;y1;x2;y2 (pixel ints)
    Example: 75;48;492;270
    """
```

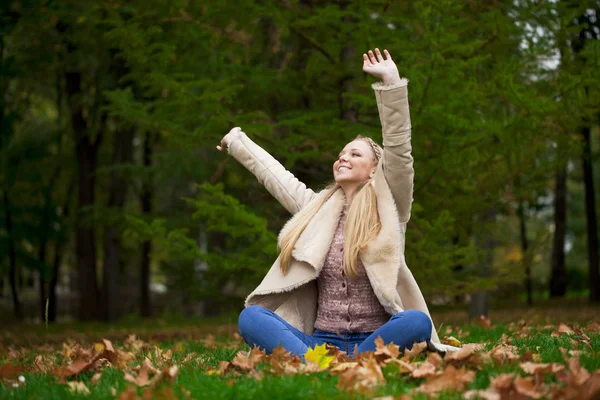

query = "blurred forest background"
1;0;599;324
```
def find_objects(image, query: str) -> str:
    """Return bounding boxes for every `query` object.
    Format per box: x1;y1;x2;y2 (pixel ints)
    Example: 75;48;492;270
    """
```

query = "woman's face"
333;140;377;184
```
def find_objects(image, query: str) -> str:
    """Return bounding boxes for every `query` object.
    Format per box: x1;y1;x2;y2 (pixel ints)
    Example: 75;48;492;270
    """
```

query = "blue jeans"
238;305;432;358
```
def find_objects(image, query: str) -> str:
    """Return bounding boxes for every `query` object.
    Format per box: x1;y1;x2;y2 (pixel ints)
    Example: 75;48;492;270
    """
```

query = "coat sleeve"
372;79;414;223
227;132;316;214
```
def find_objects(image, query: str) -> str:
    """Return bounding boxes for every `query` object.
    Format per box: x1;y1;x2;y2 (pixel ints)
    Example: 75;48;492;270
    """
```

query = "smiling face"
333;139;378;185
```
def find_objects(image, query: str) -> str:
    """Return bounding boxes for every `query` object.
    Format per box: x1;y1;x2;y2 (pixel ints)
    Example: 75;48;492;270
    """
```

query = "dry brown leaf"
388;358;415;375
0;363;27;379
586;321;600;333
403;341;427;361
232;352;255;371
32;354;53;373
330;362;358;373
52;358;91;379
337;357;385;392
410;361;436;378
477;315;492;328
374;336;400;363
427;352;442;368
91;372;103;385
490;345;519;365
416;365;475;395
463;388;501;400
513;376;544;399
67;381;90;395
268;345;301;375
249;346;266;364
444;346;474;363
520;361;565;375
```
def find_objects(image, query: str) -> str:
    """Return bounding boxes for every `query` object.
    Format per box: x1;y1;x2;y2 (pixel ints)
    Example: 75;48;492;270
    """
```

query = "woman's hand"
362;48;401;85
216;126;243;151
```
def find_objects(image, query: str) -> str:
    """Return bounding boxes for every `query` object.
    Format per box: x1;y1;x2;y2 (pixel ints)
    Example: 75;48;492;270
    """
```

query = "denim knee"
404;309;433;339
238;305;267;336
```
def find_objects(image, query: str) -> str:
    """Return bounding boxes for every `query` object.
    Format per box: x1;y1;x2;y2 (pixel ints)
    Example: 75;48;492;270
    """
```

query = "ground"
0;301;599;399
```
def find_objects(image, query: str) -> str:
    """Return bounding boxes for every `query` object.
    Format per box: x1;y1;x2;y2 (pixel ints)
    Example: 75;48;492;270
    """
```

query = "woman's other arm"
363;49;413;223
217;127;316;214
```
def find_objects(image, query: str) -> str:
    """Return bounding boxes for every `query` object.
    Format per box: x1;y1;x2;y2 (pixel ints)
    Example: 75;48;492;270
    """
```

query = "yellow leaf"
94;343;105;353
441;336;462;347
304;343;334;370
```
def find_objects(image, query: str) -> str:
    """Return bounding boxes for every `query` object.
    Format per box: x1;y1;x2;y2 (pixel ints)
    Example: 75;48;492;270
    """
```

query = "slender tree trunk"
3;191;22;319
338;0;358;122
468;208;496;318
48;185;71;324
581;125;599;302
102;126;134;321
65;70;101;321
0;33;21;319
550;164;568;297
140;131;153;317
47;243;62;323
517;200;531;305
38;243;47;321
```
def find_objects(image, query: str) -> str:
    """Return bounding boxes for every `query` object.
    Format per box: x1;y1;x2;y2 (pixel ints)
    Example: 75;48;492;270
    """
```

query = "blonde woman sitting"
217;48;459;357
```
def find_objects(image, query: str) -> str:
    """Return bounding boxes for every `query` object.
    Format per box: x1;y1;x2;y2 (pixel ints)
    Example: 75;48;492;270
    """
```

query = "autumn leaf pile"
1;319;599;399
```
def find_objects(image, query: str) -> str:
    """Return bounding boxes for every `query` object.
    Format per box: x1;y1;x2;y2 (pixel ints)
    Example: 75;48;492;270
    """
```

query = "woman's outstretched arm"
363;49;414;223
216;127;316;214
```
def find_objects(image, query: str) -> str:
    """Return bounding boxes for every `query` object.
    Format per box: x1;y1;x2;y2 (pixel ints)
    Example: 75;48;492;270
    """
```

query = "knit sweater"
314;205;391;333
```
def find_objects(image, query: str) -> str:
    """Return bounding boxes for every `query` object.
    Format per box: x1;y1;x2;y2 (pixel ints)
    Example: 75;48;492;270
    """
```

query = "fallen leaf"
490;345;519;365
513;376;544;399
91;372;102;384
410;361;436;378
477;315;492;328
0;363;27;379
441;336;462;347
416;365;475;395
403;341;428;360
52;358;90;379
427;352;442;368
374;336;401;364
232;351;255;371
463;388;501;400
520;361;565;375
330;362;358;373
67;381;90;395
337;357;385;392
304;343;334;370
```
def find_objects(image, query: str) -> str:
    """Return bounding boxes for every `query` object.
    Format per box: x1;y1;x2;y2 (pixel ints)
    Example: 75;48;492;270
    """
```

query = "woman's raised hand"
362;48;401;85
216;126;243;151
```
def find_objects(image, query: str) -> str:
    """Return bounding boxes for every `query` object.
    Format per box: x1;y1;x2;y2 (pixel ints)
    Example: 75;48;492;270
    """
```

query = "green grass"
1;310;599;399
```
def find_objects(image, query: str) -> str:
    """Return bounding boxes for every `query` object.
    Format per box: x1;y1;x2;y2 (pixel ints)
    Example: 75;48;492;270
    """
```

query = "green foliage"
2;0;599;319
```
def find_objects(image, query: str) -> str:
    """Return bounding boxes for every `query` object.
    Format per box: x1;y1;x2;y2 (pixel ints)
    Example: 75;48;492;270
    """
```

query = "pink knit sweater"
314;206;390;333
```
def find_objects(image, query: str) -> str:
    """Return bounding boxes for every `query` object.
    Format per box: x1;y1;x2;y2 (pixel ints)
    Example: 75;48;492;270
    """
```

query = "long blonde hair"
278;135;383;278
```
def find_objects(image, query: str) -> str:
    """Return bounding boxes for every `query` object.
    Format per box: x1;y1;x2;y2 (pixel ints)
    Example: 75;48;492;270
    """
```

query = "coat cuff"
371;78;409;91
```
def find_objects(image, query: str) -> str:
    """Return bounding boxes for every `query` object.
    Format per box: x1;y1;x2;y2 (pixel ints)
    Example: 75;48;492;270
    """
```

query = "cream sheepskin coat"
227;79;459;353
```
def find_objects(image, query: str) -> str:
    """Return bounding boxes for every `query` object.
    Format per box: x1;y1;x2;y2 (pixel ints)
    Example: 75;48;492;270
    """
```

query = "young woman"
216;48;459;357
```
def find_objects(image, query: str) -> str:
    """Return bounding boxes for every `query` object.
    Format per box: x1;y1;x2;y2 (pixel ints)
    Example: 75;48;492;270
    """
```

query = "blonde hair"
279;135;383;278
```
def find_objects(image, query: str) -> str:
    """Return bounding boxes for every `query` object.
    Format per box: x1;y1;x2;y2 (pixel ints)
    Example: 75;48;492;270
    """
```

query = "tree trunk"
102;126;134;321
140;131;153;317
468;208;496;318
339;1;358;123
517;200;531;305
38;243;47;321
3;191;22;320
581;125;599;302
550;164;568;297
0;33;21;319
47;185;71;324
65;70;101;321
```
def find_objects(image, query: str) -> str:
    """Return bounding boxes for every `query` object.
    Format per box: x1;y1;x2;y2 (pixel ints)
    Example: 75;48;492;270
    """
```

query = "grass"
1;305;599;399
